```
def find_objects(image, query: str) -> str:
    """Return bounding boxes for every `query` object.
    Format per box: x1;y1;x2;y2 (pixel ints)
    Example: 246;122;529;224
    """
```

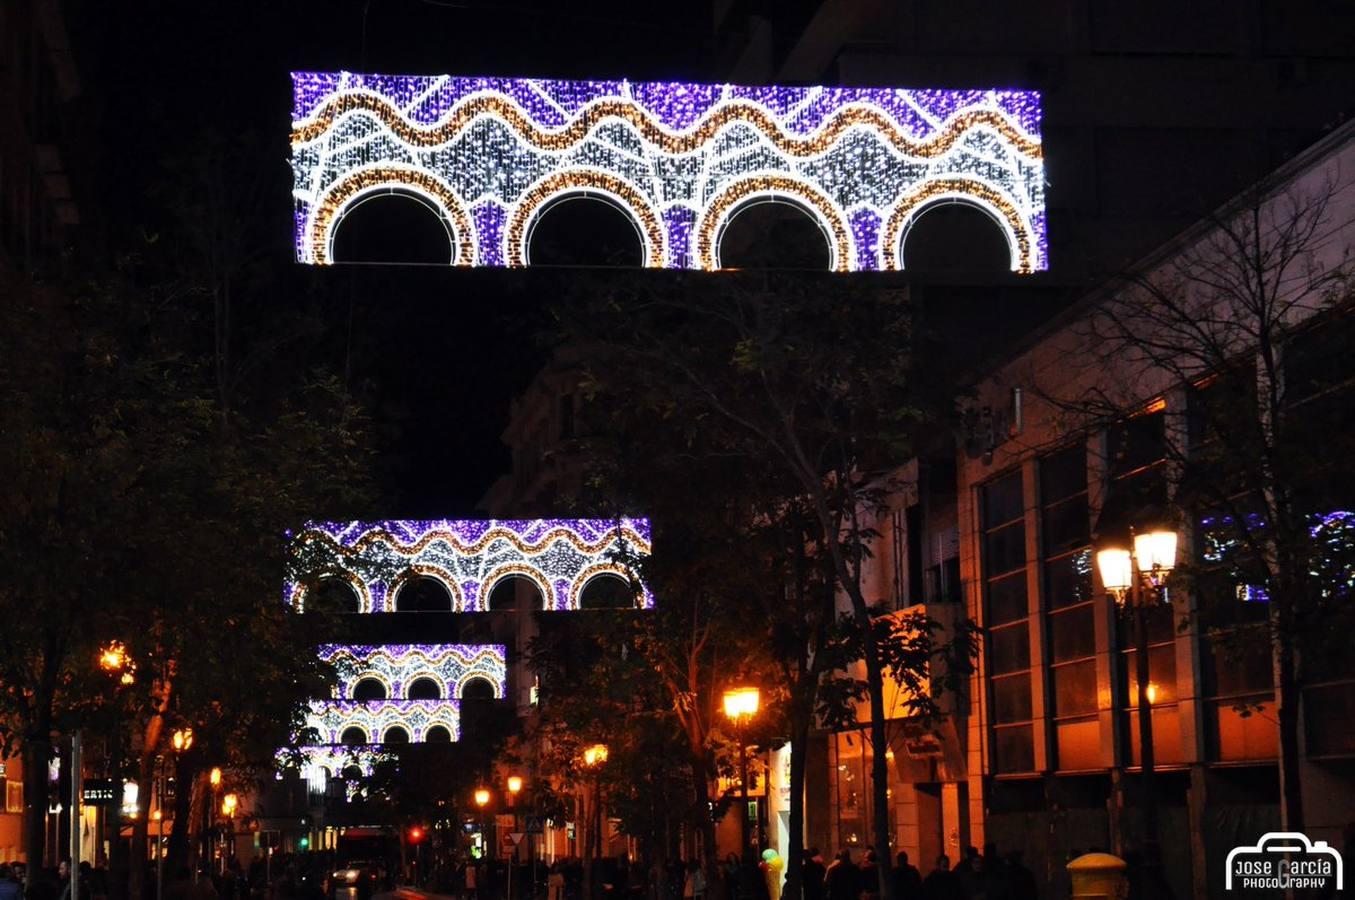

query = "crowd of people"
0;846;1042;900
804;846;1037;900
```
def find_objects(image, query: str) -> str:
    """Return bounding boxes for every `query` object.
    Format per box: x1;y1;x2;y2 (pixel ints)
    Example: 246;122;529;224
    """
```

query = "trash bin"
1067;852;1128;899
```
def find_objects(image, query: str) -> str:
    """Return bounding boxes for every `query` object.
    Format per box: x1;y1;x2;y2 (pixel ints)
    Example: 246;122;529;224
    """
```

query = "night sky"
83;1;716;516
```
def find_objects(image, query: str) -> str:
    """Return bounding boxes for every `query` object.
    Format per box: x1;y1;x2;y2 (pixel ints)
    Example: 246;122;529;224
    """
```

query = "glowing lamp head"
722;687;760;722
507;776;523;794
172;728;193;752
474;789;491;807
100;642;127;671
407;826;424;844
209;767;222;787
1096;548;1134;598
221;793;238;816
582;744;608;767
1134;530;1178;583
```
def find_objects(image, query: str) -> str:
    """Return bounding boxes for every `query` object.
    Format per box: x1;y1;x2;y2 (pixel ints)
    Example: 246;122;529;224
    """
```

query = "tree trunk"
129;683;172;900
692;760;724;900
166;759;194;875
781;718;810;900
862;645;893;900
1273;608;1304;833
23;736;52;886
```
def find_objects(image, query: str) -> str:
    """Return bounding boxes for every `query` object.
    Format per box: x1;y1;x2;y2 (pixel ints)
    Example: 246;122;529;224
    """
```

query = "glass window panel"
1049;604;1096;663
1303;683;1355;757
1108;412;1165;476
990;622;1030;674
1055;719;1102;771
985;522;1026;575
1125;643;1178;706
1204;634;1273;697
1040;445;1087;505
1046;550;1094;610
993;725;1035;774
993;672;1033;724
1043;495;1090;555
984;471;1024;529
987;572;1028;626
1052;659;1098;717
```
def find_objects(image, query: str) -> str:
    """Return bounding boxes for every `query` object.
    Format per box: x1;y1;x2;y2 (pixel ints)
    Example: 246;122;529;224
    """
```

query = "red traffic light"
407;826;425;844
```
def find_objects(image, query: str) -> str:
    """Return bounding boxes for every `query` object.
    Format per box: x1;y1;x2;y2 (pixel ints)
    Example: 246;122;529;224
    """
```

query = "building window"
982;470;1033;774
5;779;21;814
1040;445;1098;770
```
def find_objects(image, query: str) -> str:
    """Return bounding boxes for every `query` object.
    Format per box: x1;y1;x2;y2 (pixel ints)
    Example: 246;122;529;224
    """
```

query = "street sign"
508;832;524;847
82;779;116;806
524;816;544;834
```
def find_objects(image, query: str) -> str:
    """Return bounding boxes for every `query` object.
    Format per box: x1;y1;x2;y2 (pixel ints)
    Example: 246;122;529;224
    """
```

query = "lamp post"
1096;526;1177;864
154;729;193;900
580;745;607;900
722;687;760;862
206;767;221;875
98;643;134;872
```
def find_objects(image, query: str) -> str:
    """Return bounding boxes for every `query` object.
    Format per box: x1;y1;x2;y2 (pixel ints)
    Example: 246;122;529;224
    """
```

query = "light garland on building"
303;699;461;744
318;643;508;699
287;518;653;612
290;73;1047;272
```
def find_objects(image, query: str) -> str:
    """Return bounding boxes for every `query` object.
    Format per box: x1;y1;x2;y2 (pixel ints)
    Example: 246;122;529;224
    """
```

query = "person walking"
919;856;963;900
0;864;22;900
823;851;858;900
682;861;705;900
548;863;566;900
800;851;825;900
891;853;922;900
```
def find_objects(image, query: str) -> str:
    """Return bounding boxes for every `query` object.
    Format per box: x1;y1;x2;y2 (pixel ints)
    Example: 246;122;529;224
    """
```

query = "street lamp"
507;775;523;796
1096;525;1177;864
722;686;760;861
474;788;491;808
580;745;608;900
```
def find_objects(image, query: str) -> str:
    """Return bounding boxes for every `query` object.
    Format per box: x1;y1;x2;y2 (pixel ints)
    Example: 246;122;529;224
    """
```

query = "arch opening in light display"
291;73;1046;272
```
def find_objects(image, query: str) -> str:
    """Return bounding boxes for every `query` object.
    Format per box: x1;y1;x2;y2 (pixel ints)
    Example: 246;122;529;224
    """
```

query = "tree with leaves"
1043;173;1355;838
550;270;977;900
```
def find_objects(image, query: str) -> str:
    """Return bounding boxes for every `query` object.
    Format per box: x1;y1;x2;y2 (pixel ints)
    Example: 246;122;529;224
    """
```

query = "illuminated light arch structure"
291;73;1047;272
304;699;461;744
286;518;653;611
319;644;508;700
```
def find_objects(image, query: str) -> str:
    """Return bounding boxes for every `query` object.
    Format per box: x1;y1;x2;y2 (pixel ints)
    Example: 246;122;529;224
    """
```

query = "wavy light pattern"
319;644;508;699
290;72;1047;272
287;518;652;612
304;699;461;744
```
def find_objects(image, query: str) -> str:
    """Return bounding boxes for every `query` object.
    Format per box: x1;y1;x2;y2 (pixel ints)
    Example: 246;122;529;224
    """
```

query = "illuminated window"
1040;446;1099;770
983;470;1034;774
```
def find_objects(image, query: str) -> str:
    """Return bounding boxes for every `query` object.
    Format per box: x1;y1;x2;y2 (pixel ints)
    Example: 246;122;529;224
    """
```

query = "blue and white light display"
319;643;508;699
290;73;1047;272
288;518;652;612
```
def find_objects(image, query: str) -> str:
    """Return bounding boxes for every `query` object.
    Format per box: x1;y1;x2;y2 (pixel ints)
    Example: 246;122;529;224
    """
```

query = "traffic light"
298;837;310;850
407;826;425;844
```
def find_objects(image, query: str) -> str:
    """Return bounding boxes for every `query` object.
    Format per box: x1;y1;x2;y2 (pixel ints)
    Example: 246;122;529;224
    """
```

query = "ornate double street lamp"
722;687;760;862
1096;524;1177;866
